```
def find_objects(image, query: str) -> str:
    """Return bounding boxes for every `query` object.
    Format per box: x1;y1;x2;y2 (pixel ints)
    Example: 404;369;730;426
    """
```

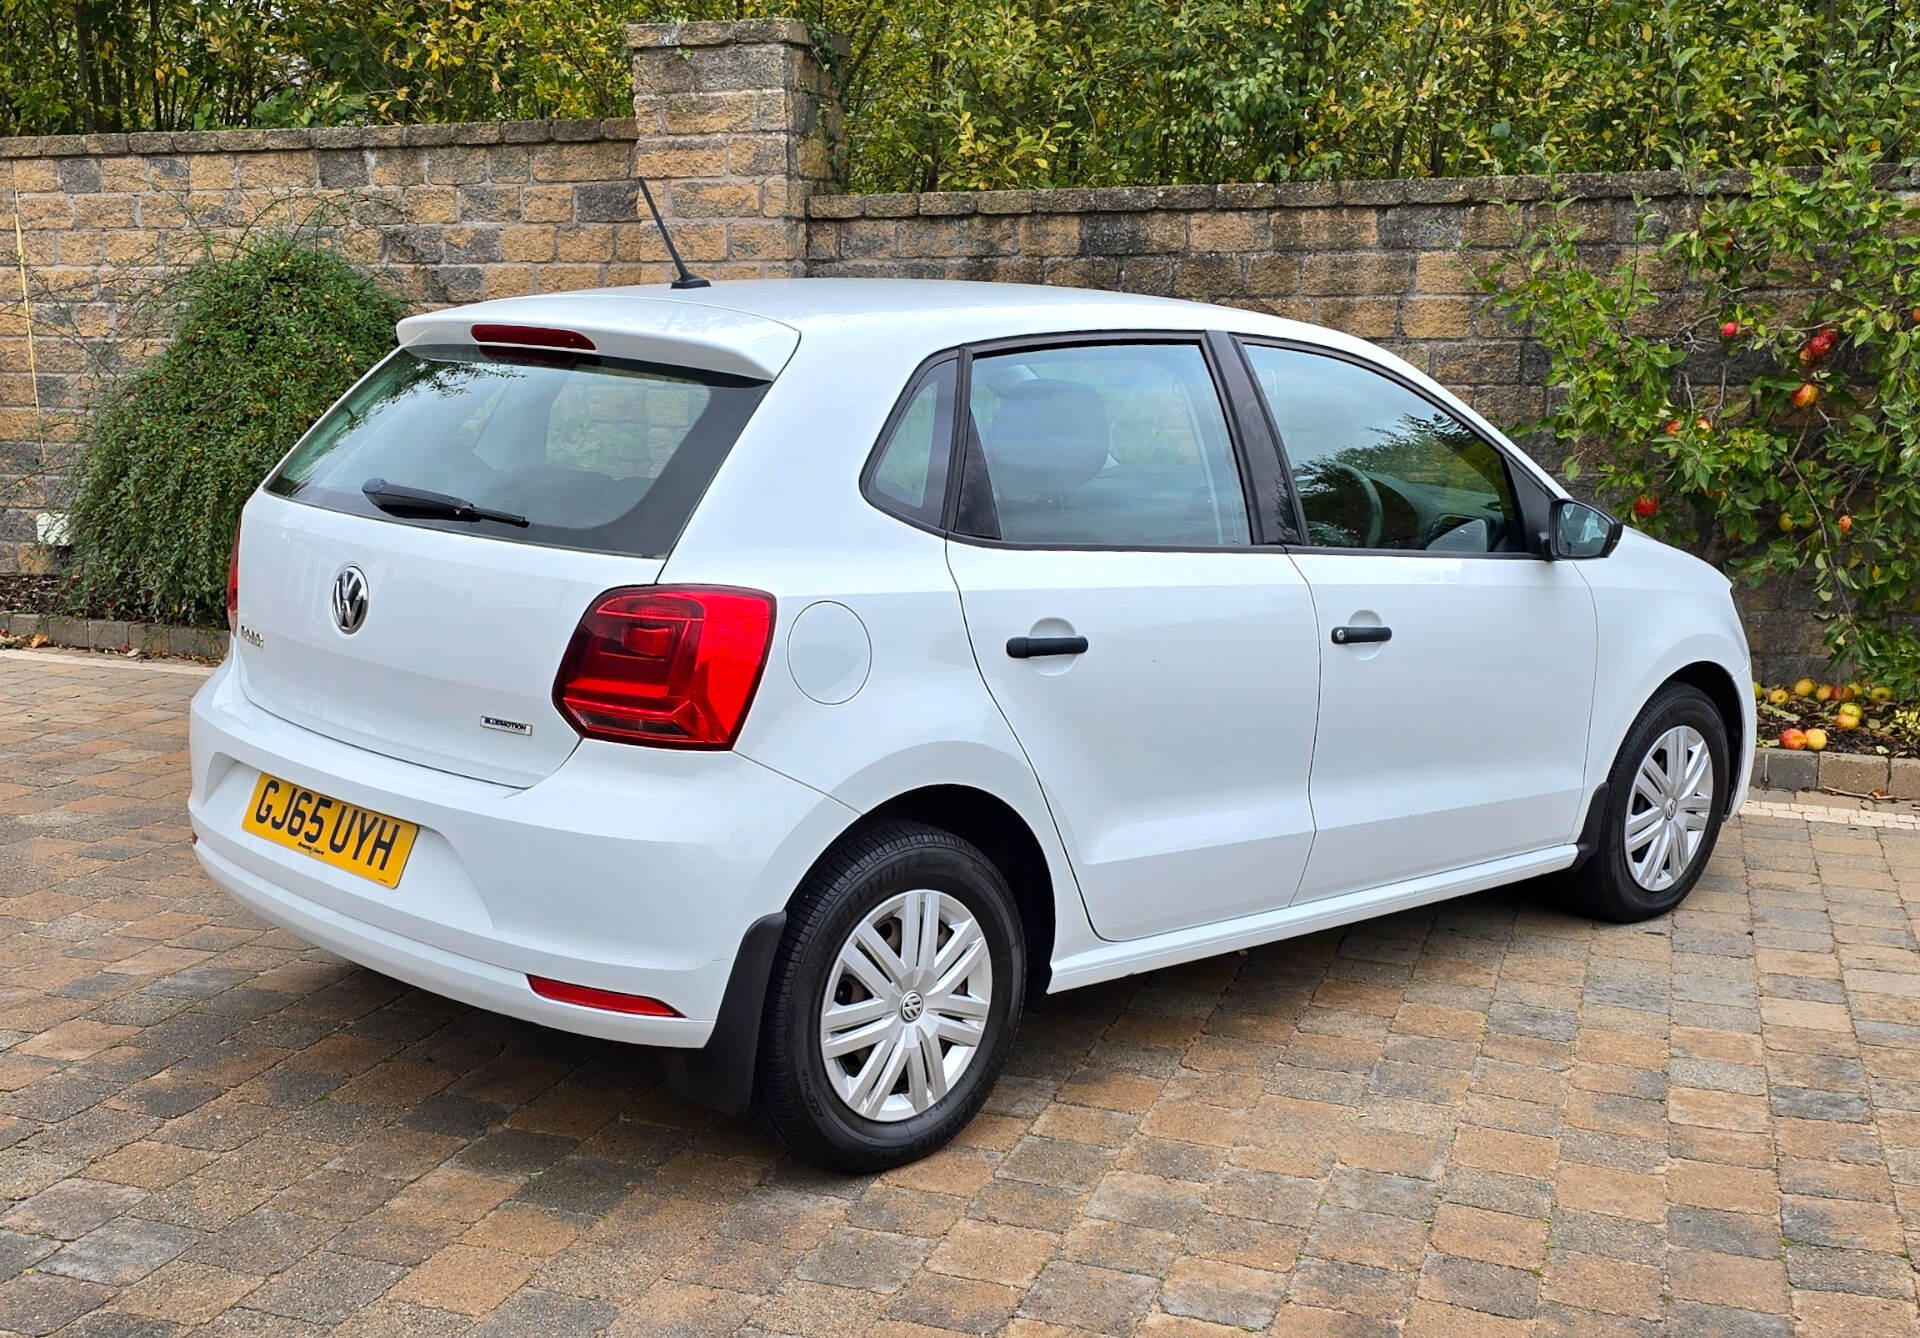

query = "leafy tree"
4;3;1915;191
66;234;407;626
1484;147;1920;691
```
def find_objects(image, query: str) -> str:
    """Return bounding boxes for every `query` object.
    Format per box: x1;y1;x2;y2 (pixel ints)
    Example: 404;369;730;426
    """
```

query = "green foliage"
1484;149;1920;693
3;2;1916;190
67;236;406;626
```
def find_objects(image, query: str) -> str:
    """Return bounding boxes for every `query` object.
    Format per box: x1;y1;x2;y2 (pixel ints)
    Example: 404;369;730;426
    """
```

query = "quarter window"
1243;345;1522;554
958;342;1250;547
866;358;957;528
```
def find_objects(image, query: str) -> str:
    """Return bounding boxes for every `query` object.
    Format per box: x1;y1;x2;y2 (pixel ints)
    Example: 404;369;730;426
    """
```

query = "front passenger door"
1239;342;1599;903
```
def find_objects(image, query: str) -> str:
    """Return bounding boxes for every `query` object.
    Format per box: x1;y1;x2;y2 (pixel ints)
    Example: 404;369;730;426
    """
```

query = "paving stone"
1157;1255;1289;1327
39;1218;197;1285
0;1270;114;1334
0;1178;147;1238
1017;1260;1158;1336
0;1229;58;1283
4;653;1920;1335
793;1225;932;1293
242;1251;408;1323
886;1270;1019;1334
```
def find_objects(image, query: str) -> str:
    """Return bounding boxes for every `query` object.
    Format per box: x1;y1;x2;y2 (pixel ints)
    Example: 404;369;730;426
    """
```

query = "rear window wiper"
361;477;529;528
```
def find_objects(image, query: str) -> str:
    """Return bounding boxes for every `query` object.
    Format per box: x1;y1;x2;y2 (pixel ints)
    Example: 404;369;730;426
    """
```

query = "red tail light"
553;586;775;749
528;976;680;1016
226;522;241;633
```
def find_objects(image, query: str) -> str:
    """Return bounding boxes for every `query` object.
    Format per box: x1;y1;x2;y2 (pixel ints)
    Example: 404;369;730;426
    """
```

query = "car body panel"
191;654;856;1035
233;491;657;788
1288;551;1598;901
946;543;1320;940
189;277;1758;1059
1575;529;1755;813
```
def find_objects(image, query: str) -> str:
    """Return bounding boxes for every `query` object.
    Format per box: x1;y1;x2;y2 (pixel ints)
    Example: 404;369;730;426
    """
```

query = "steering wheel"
1331;463;1384;549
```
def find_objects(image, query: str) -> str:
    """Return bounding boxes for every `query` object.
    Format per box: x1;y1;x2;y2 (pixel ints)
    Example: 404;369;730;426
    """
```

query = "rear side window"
957;342;1250;547
865;358;957;528
267;346;768;557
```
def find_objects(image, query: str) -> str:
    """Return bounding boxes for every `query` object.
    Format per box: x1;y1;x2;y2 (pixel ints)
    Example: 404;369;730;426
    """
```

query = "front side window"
1242;344;1522;554
268;346;767;557
957;342;1250;547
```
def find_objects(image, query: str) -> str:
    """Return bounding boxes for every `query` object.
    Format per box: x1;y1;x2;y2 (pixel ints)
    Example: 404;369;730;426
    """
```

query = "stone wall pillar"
625;19;839;279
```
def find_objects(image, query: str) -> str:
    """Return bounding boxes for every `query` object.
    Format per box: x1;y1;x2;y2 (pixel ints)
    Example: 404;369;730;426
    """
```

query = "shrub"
66;235;407;627
1484;148;1920;693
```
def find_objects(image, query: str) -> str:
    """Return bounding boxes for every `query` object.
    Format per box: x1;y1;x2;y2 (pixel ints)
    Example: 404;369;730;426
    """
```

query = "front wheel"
1565;683;1730;922
750;821;1025;1172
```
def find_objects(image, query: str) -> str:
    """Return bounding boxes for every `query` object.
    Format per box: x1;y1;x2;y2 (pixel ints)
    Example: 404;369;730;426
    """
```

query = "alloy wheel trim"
818;888;994;1123
1624;724;1714;893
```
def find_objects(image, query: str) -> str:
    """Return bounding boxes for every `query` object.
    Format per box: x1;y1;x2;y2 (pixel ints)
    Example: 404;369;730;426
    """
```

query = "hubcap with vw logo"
819;890;994;1122
331;565;370;635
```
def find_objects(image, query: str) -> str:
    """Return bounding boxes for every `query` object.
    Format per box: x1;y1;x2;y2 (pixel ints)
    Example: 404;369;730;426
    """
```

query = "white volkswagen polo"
190;278;1753;1169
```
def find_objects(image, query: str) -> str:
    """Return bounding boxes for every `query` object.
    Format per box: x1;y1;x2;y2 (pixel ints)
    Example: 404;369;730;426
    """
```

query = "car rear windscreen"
266;345;769;557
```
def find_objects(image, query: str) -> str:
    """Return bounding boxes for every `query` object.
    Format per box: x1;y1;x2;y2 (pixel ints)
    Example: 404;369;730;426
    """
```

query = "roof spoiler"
397;294;800;381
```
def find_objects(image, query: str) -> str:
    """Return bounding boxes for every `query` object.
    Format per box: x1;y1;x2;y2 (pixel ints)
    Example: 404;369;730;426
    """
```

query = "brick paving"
3;648;1919;1337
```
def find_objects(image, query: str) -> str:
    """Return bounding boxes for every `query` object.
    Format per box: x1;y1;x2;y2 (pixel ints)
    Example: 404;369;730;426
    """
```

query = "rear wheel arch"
817;785;1056;1001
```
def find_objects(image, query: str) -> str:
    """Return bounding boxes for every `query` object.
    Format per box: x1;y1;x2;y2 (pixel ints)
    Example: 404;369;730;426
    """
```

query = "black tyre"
751;820;1025;1172
1566;683;1730;922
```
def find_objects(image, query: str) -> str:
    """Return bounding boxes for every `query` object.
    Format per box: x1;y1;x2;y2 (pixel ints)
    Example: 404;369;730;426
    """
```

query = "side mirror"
1546;497;1622;560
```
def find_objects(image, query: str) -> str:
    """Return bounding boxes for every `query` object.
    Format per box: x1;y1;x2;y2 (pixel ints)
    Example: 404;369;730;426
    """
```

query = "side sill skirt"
1046;845;1580;994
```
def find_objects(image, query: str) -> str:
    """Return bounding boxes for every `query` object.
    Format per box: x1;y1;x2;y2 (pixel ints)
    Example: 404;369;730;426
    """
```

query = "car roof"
409;277;1341;358
397;277;1562;497
636;278;1250;328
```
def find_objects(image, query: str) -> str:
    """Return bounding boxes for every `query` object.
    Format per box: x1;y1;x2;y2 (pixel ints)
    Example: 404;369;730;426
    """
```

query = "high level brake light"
552;586;775;749
470;323;597;351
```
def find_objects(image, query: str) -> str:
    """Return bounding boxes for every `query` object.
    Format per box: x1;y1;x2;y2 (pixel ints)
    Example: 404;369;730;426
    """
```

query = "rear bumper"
188;658;853;1046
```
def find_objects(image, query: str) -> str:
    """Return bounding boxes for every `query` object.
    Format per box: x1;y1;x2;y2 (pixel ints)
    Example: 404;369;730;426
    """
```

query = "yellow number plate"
242;774;419;889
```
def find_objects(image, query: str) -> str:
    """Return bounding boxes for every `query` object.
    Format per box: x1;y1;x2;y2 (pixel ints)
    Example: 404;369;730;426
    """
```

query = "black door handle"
1331;625;1392;645
1007;635;1089;659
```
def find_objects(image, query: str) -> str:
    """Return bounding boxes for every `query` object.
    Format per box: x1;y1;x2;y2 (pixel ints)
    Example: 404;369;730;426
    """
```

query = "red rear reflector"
226;521;241;634
528;976;681;1017
553;586;775;749
470;323;596;351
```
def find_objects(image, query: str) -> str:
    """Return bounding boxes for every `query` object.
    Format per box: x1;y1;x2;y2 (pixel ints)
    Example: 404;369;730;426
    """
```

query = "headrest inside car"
983;379;1111;497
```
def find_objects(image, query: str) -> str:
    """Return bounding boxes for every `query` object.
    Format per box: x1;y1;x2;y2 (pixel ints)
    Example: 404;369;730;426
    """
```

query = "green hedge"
66;237;407;627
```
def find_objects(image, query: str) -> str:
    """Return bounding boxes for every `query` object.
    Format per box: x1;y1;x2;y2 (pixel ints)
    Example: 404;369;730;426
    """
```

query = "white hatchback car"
191;279;1753;1169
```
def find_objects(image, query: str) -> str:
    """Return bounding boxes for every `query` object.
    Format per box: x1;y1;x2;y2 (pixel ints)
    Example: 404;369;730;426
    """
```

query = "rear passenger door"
941;335;1322;942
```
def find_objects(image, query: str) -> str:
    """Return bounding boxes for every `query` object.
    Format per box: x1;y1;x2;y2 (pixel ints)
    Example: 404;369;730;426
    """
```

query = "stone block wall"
806;176;1680;440
0;18;1876;678
0;20;835;579
0;119;652;572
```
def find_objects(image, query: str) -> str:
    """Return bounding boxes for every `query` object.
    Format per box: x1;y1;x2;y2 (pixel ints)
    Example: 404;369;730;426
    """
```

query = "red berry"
1664;419;1682;435
1634;495;1658;518
1839;514;1853;535
1720;320;1740;338
1792;382;1820;409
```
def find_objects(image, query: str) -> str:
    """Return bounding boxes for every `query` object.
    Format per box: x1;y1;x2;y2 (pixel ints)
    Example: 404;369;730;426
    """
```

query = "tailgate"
233;494;661;788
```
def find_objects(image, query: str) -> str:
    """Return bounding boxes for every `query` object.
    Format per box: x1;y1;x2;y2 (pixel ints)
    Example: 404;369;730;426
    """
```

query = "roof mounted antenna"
635;173;710;290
